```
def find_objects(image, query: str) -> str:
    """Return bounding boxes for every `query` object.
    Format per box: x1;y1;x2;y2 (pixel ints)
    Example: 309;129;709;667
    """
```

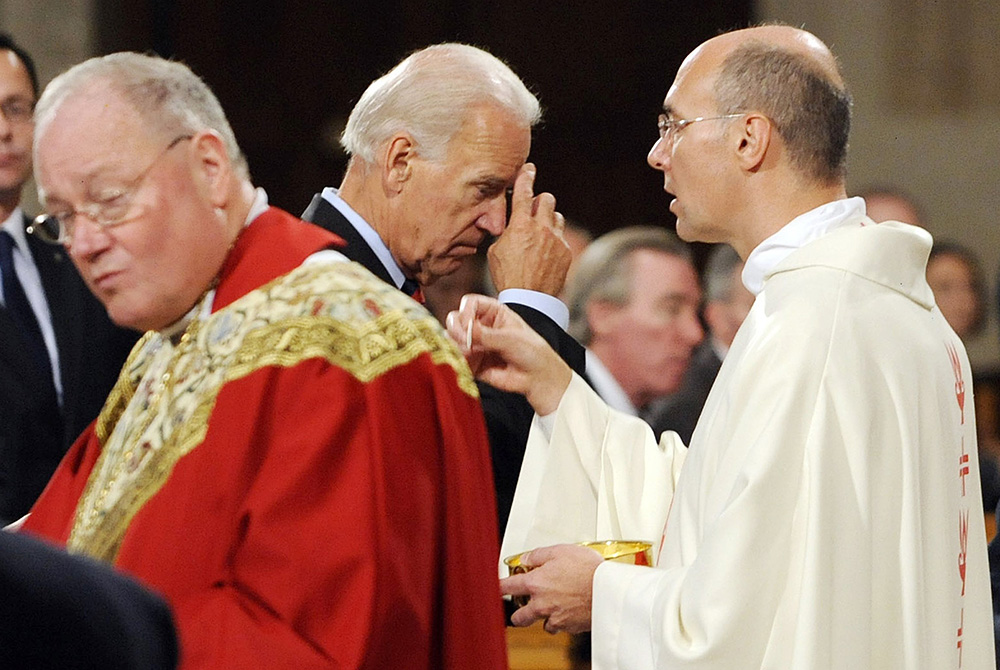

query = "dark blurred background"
93;0;752;239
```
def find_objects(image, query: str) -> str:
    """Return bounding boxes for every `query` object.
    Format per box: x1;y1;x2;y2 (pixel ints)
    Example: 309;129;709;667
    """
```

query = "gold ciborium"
504;540;653;607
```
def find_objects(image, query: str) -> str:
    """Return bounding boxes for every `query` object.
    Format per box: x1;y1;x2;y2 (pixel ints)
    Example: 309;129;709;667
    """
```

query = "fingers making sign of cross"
488;163;571;297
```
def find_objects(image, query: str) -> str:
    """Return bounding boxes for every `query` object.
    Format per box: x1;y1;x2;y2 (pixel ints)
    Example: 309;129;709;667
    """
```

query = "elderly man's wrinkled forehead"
43;77;170;145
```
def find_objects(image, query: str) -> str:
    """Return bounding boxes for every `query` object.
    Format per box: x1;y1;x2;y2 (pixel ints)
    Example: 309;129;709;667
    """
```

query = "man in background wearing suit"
565;226;703;418
302;43;585;537
645;243;753;443
0;34;137;524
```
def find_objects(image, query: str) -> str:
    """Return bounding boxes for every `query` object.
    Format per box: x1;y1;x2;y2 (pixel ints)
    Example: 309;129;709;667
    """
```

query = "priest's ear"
733;113;772;173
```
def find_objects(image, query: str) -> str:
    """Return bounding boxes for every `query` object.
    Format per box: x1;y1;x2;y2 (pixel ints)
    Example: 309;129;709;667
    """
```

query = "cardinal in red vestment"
21;51;507;670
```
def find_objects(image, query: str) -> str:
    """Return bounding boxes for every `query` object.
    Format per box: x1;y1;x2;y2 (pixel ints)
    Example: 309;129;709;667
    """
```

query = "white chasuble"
506;219;995;669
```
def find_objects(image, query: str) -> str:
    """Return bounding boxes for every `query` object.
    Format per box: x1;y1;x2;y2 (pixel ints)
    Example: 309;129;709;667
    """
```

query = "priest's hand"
487;162;571;296
500;543;604;634
446;294;572;415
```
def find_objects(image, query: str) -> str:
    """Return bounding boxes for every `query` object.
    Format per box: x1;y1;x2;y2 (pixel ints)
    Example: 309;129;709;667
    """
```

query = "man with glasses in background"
19;52;508;669
0;33;136;527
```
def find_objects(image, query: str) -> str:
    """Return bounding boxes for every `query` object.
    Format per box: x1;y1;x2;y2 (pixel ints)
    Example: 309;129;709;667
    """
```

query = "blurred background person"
566;226;702;417
856;184;926;227
928;242;987;342
645;244;754;444
562;225;701;669
926;241;1000;514
558;218;593;302
0;33;136;526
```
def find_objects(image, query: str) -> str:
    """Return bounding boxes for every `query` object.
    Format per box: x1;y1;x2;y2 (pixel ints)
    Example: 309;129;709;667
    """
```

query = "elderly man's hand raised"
488;163;571;297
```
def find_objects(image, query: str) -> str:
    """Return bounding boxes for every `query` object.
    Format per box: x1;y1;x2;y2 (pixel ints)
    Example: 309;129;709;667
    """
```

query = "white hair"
341;43;541;164
33;52;249;180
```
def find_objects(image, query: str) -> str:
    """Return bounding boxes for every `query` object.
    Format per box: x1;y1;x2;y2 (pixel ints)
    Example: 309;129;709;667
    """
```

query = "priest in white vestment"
449;24;995;670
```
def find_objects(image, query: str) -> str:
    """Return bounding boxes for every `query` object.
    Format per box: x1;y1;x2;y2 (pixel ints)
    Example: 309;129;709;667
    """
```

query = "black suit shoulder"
0;531;178;670
507;302;586;372
301;194;394;286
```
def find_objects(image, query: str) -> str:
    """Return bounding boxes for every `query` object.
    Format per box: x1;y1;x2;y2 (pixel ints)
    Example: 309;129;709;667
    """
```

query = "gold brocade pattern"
69;261;476;562
94;332;156;444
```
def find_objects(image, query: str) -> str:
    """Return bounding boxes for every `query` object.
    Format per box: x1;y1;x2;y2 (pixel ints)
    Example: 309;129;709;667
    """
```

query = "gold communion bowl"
505;540;653;573
504;540;653;607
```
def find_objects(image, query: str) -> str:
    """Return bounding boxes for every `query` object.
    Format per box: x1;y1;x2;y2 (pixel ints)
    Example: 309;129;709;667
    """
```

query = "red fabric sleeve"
22;420;103;544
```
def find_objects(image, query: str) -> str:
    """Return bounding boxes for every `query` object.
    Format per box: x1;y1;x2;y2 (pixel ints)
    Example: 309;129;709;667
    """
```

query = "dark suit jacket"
0;214;138;523
645;339;723;444
0;531;178;670
302;195;586;535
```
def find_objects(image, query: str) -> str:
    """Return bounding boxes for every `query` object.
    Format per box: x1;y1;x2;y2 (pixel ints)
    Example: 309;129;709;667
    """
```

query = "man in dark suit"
0;530;178;669
0;34;137;524
645;244;753;443
302;43;585;538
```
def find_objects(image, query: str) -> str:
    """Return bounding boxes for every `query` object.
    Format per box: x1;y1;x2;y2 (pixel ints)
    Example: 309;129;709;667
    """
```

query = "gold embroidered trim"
68;261;476;562
94;332;156;444
231;313;476;393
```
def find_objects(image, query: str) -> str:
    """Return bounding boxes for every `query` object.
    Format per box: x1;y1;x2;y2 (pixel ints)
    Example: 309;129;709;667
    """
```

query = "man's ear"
383;134;417;194
734;113;772;173
190;130;231;207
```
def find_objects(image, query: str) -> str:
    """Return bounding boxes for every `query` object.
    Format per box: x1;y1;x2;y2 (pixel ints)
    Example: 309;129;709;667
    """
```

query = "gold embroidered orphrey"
68;260;477;562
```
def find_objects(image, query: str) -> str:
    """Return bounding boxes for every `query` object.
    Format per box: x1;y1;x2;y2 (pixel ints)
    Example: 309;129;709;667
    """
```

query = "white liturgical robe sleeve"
500;373;686;572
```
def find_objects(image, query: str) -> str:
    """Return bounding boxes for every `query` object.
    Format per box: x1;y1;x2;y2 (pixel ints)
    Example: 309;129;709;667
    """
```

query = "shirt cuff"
497;289;569;330
536;411;557;442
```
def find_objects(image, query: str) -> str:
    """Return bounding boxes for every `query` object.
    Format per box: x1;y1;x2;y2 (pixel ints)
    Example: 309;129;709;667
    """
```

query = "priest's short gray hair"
340;43;541;165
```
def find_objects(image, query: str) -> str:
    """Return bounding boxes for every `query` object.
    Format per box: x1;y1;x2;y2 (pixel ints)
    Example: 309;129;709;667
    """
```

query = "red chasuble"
23;208;507;670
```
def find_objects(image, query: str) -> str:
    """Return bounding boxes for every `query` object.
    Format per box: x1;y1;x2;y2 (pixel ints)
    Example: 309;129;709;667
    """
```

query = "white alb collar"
742;197;865;295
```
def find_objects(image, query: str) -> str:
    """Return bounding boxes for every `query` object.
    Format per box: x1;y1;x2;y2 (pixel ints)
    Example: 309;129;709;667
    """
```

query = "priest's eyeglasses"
29;134;194;246
657;113;745;143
